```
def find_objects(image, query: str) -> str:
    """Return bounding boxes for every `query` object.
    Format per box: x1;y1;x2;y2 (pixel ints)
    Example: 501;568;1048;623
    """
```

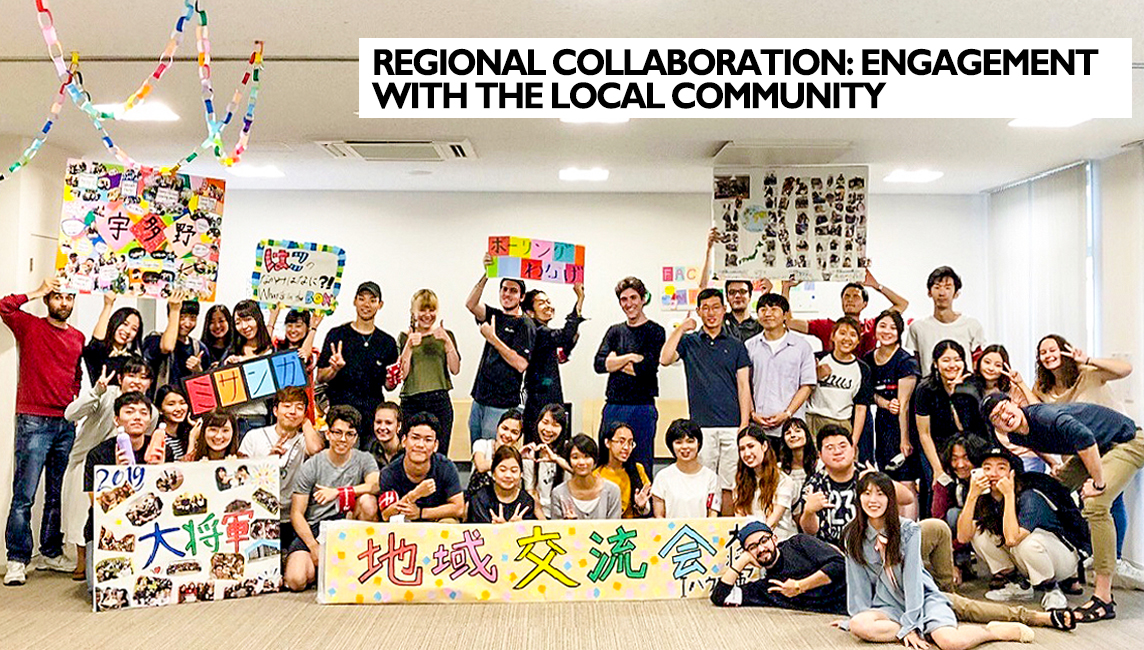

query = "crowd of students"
2;234;1142;646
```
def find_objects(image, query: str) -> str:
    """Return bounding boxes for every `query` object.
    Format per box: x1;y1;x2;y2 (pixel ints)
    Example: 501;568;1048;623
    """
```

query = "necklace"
358;328;376;348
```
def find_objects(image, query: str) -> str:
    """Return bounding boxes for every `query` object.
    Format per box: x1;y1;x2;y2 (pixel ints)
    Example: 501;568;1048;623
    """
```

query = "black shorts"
286;516;343;556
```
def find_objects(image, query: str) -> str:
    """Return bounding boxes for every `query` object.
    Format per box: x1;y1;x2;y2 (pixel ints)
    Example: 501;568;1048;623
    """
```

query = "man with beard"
317;282;399;449
711;520;847;613
2;277;86;586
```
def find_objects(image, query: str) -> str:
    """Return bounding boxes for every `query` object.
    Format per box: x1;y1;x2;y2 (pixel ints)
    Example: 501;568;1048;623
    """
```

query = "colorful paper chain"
0;0;263;183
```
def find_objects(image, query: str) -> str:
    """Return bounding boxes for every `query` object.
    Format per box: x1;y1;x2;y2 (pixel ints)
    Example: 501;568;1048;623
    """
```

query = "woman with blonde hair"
397;289;461;453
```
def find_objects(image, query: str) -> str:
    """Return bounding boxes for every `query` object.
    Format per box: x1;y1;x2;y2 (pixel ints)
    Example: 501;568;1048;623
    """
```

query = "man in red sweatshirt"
2;277;85;586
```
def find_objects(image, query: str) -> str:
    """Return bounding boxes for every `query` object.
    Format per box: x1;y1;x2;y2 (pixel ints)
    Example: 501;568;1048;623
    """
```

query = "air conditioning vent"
316;139;476;162
713;140;853;167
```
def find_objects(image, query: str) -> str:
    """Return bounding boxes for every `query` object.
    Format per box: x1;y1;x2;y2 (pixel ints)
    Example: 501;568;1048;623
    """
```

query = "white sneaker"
3;561;27;586
37;554;72;573
1041;587;1069;610
986;582;1035;602
1113;558;1144;591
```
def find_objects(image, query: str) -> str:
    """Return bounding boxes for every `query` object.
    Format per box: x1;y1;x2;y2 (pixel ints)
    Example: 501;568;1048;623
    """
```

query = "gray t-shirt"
551;480;622;520
904;315;985;377
293;449;379;523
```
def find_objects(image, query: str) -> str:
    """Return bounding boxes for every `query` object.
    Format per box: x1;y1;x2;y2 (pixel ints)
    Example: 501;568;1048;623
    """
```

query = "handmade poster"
182;351;308;416
486;236;586;285
712;166;868;282
318;517;752;604
55;159;226;301
251;240;346;313
91;459;280;612
661;265;702;311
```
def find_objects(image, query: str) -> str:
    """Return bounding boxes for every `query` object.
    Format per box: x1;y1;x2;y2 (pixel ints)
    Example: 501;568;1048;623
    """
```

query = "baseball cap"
356;281;382;300
980;392;1011;423
736;520;773;547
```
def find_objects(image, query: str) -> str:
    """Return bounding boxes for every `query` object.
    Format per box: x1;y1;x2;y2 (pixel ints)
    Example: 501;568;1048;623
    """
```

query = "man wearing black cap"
711;520;847;613
984;393;1144;622
317;281;398;448
465;254;535;443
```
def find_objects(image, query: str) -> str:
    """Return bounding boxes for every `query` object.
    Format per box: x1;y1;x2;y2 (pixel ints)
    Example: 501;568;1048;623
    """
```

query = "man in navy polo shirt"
984;393;1144;622
660;288;751;514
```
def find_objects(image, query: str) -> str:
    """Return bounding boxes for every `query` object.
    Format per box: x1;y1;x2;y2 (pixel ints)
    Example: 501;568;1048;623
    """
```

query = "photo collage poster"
712;166;868;282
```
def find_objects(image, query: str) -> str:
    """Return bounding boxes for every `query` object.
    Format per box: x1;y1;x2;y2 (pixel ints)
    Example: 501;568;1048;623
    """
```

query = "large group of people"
2;233;1143;647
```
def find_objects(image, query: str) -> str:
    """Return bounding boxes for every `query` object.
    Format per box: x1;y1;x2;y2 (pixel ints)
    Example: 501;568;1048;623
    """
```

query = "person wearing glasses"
285;405;380;592
378;412;465;523
711;520;848;613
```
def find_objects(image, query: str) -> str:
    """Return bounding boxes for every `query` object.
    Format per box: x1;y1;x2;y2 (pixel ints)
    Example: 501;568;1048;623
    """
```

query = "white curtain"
987;163;1088;378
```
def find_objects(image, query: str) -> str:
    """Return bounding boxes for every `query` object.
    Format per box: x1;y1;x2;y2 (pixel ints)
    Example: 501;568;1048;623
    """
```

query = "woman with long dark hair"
842;472;1035;649
522;403;572;518
83;294;143;382
184;410;244;461
973;344;1041;471
223;300;275;438
863;309;920;480
201;304;234;367
596;421;651;518
915;340;986;491
779;417;817;502
732;424;796;539
154;384;196;460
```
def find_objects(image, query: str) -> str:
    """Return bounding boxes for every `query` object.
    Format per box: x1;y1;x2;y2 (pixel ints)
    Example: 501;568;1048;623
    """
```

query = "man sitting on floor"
379;412;465;523
285;405;379;592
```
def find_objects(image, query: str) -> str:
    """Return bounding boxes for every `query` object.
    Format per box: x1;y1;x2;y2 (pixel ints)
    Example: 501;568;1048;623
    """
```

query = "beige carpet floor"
2;571;1142;650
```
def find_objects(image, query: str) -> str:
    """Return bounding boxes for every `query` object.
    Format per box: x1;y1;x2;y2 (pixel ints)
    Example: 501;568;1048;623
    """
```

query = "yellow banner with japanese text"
318;518;750;604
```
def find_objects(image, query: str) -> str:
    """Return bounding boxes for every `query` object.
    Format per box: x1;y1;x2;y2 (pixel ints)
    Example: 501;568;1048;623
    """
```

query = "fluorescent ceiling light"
883;169;943;183
560;116;630;124
559;167;609;182
1008;117;1092;128
92;102;180;122
226;164;285;178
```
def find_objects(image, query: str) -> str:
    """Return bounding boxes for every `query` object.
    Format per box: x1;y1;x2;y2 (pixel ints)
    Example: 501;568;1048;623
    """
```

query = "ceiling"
1;0;1142;194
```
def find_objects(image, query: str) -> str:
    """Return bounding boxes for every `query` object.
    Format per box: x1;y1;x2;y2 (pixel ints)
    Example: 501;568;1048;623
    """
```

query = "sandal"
1073;595;1116;623
1048;608;1076;631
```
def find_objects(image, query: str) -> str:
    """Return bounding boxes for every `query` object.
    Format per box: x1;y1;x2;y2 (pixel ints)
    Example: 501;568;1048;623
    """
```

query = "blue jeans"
600;404;658;475
5;414;75;564
468;401;515;445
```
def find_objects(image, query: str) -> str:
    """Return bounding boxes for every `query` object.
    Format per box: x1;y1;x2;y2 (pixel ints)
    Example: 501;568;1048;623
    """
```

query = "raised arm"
465;253;492;322
158;290;187;355
864;269;909;313
478;322;528;373
92;293;117;341
660;315;694;366
698;227;718;290
781;280;809;333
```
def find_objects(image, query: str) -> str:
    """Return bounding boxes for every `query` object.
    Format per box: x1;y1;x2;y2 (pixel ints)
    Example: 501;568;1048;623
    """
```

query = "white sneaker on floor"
4;561;27;586
986;582;1034;602
37;554;72;573
1041;587;1069;610
1113;558;1144;591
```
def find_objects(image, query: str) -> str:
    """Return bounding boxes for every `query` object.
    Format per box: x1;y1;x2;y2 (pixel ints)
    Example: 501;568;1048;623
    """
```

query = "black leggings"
401;390;454;455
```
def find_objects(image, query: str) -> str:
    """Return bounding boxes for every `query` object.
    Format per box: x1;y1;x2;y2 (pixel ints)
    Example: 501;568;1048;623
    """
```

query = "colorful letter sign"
487;236;585;285
251;240;346;313
181;351;308;416
91;459;280;612
56;159;225;301
318;518;751;604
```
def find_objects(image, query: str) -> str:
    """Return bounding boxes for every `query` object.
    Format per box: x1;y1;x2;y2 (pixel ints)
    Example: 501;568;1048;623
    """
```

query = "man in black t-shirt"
711;521;847;614
379;412;465;523
317;281;399;448
465;254;535;443
594;276;666;474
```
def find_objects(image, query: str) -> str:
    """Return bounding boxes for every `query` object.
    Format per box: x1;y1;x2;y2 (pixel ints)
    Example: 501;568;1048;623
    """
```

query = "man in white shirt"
905;266;986;376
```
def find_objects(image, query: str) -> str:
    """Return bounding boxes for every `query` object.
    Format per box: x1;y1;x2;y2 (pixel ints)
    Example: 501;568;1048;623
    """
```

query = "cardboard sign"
251;240;346;314
91;459;280;612
486;236;585;285
55;159;225;301
181;351;308;416
318;518;751;604
713;166;868;282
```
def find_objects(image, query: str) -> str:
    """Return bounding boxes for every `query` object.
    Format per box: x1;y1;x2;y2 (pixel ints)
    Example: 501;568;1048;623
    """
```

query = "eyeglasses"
744;535;774;553
727;289;750;297
327;430;358;440
611;439;636;449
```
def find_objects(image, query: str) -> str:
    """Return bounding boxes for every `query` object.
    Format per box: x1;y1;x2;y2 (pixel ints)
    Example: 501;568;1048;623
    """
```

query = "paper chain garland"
0;0;264;183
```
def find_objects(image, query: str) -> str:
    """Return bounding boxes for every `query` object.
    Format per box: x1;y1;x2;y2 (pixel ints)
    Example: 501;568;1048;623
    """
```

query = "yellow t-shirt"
595;463;651;518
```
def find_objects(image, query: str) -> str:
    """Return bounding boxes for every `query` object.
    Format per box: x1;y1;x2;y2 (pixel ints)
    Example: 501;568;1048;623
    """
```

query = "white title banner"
358;38;1131;118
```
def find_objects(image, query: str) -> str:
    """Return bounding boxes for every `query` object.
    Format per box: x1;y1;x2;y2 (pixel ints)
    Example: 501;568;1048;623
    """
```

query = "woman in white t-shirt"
466;409;523;501
522;404;572;518
731;425;796;540
651;419;719;518
551;435;622;520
